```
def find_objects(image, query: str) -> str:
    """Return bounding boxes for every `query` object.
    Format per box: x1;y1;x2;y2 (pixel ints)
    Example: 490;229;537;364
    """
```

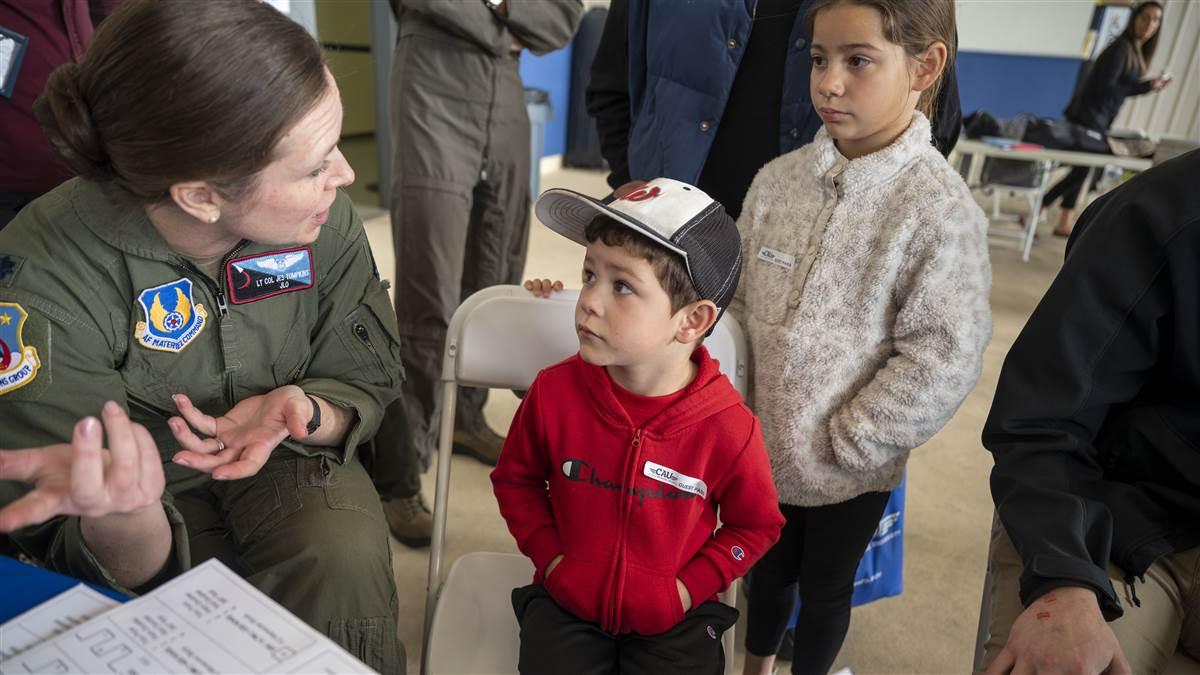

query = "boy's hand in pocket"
524;278;564;298
676;578;692;612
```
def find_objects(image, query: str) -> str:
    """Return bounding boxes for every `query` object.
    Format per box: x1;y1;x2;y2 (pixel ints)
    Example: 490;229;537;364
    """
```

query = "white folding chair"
977;159;1053;263
422;285;750;675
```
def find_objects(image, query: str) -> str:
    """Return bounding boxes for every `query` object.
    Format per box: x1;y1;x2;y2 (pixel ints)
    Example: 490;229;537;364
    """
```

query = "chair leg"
972;512;1002;672
1022;195;1040;263
423;382;460;675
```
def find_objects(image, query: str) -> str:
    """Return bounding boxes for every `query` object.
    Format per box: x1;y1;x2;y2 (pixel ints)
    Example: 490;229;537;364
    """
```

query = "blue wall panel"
957;51;1083;120
520;43;573;157
519;47;1085;156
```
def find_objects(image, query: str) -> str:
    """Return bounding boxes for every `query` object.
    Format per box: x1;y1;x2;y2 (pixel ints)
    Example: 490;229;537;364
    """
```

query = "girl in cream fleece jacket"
734;111;991;508
735;3;991;674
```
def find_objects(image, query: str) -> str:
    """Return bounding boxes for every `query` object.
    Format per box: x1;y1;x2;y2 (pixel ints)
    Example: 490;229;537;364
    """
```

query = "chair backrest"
442;285;748;396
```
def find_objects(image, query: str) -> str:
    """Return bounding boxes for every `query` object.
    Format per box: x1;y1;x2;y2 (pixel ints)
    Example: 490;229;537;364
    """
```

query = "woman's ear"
168;181;225;223
675;300;719;344
912;41;949;94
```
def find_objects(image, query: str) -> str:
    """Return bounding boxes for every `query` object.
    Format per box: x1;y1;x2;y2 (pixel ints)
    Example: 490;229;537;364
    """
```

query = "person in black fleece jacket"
981;148;1200;675
1042;1;1172;237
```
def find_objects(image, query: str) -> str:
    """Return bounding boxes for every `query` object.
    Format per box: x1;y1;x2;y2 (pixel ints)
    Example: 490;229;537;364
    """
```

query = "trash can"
526;87;552;200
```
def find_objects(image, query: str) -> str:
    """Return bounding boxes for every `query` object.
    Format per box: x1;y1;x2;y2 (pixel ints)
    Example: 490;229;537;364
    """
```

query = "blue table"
0;556;125;623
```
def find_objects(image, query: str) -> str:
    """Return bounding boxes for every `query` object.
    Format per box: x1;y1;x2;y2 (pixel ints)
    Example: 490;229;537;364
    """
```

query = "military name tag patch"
135;278;208;352
226;246;314;305
0;302;40;394
643;461;708;499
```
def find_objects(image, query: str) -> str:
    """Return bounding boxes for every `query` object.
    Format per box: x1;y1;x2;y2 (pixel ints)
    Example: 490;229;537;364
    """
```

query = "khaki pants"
981;526;1200;674
172;454;404;675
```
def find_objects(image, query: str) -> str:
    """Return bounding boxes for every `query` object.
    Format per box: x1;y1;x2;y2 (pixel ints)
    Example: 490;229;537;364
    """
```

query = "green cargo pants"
172;453;404;675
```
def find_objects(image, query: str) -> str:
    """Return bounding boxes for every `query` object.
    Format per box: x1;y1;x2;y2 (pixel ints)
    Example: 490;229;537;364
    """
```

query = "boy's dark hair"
584;215;700;313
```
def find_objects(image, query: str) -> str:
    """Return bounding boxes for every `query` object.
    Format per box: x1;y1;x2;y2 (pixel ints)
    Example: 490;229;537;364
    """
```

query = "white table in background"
950;138;1152;261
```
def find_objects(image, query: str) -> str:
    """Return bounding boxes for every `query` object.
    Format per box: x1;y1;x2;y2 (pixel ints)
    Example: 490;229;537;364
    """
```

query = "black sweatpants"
512;584;739;675
744;492;891;675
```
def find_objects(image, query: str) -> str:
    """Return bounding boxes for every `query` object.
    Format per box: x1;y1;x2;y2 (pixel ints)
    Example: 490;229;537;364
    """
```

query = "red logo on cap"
622;186;661;202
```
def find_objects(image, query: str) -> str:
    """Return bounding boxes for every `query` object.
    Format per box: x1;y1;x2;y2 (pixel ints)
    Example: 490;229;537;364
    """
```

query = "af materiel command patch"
134;278;208;352
0;302;41;395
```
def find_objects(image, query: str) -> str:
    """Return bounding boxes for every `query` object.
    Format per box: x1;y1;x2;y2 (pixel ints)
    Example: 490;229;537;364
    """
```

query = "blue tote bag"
848;474;905;606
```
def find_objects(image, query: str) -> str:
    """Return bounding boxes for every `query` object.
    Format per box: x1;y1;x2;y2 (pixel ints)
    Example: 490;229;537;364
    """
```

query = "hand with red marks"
985;586;1130;675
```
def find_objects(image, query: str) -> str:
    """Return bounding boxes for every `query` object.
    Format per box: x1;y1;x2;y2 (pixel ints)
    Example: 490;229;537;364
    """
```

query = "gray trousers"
382;34;532;469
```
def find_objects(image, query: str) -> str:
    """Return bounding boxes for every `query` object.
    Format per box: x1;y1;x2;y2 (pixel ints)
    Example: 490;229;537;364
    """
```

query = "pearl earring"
209;213;220;223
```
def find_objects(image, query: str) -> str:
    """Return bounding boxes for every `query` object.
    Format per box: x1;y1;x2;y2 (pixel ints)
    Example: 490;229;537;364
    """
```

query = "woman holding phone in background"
1042;0;1171;237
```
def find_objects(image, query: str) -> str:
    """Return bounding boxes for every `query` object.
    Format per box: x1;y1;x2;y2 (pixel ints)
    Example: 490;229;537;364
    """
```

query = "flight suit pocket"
272;319;311;388
310;455;383;521
338;282;404;389
222;462;302;549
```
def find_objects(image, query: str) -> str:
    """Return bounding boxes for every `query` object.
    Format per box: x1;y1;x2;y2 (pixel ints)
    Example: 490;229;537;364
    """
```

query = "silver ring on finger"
215;438;226;452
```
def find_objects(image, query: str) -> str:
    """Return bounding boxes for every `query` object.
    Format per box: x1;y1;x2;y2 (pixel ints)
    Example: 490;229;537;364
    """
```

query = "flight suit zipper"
173;241;249;407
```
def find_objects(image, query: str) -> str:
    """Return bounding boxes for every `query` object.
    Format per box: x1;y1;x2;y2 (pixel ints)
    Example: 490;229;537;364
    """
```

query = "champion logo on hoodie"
561;458;702;506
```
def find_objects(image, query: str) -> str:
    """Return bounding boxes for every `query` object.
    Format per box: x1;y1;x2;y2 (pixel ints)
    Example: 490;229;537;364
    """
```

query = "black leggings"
1042;166;1102;210
744;492;891;675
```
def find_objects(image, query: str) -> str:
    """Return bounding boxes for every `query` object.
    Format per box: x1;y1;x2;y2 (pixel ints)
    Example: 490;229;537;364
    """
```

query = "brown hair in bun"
33;0;327;204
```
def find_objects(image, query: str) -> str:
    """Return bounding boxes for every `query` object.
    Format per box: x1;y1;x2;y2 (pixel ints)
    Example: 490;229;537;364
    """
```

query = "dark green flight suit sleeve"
295;191;404;462
0;282;189;595
398;0;581;56
504;0;582;55
398;0;511;55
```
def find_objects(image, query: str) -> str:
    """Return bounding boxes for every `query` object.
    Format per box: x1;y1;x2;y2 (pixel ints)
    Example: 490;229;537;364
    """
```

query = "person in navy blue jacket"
585;0;961;216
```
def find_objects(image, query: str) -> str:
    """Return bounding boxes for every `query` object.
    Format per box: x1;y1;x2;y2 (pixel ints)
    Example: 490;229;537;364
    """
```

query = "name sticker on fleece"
643;461;708;499
757;246;795;271
226;246;314;305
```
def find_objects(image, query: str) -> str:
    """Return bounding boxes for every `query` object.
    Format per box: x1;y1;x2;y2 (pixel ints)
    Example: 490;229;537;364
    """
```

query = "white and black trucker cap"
534;178;742;319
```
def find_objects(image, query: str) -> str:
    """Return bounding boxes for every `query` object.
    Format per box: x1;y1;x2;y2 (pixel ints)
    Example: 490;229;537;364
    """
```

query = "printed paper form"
0;585;119;661
0;559;374;674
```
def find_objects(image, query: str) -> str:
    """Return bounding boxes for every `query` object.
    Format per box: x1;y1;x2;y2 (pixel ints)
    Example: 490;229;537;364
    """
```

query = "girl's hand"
524;278;563;298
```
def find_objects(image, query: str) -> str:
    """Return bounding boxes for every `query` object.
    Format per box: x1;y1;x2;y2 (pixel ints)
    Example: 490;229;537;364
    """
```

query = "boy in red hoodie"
491;178;785;674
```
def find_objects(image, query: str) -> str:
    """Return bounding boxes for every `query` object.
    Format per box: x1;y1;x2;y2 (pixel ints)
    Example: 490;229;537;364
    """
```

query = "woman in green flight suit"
0;1;408;672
